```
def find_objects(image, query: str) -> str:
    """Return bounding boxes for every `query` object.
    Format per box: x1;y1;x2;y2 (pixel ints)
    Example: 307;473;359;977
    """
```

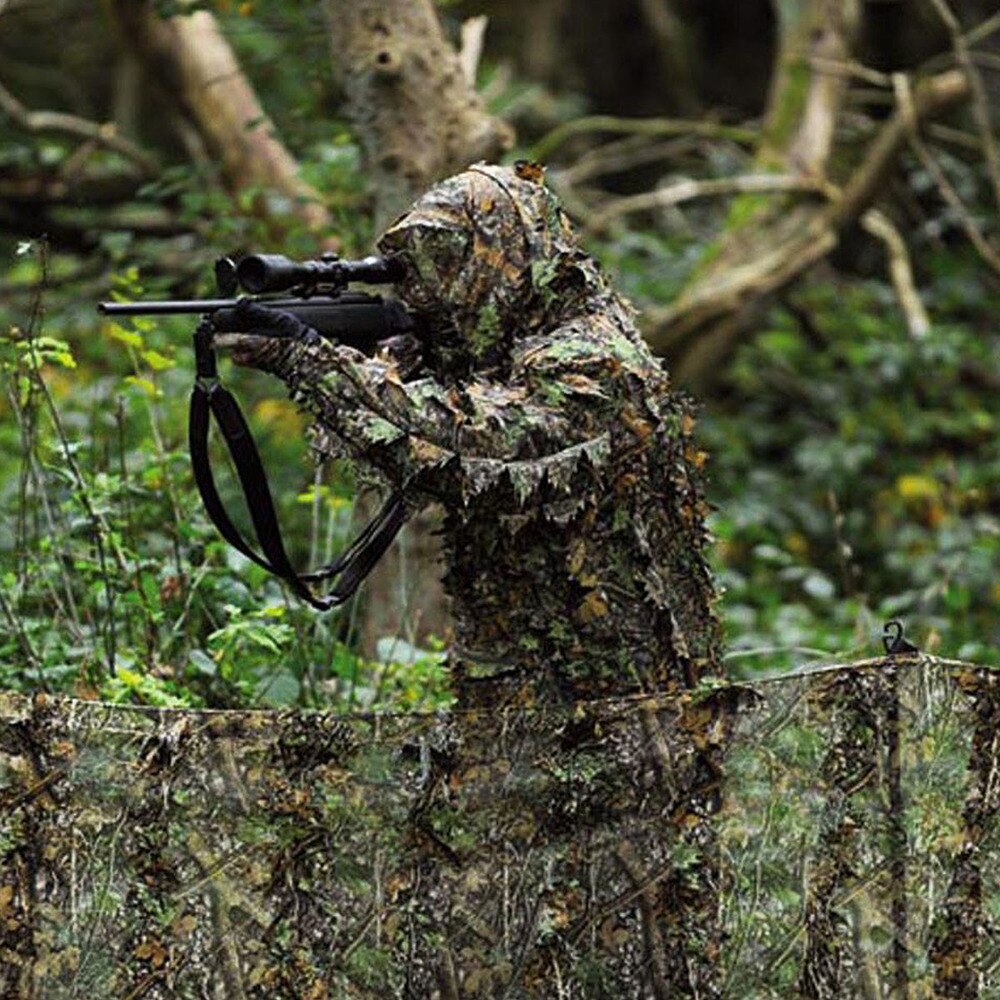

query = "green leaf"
107;324;144;348
188;649;217;677
141;349;174;371
256;671;300;706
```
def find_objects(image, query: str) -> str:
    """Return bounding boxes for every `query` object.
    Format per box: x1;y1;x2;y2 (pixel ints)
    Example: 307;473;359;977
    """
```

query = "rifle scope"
236;254;404;295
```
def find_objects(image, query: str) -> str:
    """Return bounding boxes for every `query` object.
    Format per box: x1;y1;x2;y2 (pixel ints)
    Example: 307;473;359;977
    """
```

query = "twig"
861;208;930;338
458;16;488;87
531;114;757;163
927;121;988;152
927;0;1000;216
965;10;1000;48
970;50;1000;75
909;132;1000;276
559;135;705;186
0;585;44;687
585;173;831;235
808;56;893;88
0;80;158;176
893;73;1000;278
831;70;970;230
636;0;696;113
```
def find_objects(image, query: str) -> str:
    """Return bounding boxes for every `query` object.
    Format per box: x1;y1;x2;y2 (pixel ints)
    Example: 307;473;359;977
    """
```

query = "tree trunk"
325;0;513;654
325;0;513;230
645;0;859;389
105;0;331;240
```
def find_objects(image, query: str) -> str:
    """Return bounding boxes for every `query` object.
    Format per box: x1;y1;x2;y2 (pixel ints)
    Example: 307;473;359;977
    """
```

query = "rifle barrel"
98;297;344;316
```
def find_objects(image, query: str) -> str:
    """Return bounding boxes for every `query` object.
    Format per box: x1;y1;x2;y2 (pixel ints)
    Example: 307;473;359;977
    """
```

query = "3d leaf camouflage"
227;163;723;707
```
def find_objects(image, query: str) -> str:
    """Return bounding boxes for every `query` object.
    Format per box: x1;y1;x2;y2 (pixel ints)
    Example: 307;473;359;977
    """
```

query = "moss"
760;56;811;168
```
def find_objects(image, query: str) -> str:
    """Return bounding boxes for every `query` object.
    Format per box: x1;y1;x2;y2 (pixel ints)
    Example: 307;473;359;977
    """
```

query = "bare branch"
831;70;970;230
558;135;705;187
585;173;832;236
808;57;893;88
965;10;1000;47
893;73;1000;278
927;0;1000;217
643;70;971;384
531;115;757;163
0;80;158;176
861;209;930;339
458;15;488;87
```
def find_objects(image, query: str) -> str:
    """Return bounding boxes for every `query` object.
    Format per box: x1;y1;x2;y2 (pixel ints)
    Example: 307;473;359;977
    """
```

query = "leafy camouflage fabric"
2;655;999;997
227;163;722;707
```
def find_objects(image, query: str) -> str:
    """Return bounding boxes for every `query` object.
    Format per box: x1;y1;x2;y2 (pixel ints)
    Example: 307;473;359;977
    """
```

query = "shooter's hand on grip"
229;298;323;345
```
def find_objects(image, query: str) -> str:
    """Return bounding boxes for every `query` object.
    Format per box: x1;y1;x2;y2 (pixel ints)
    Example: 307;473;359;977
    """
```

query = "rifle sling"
189;317;406;611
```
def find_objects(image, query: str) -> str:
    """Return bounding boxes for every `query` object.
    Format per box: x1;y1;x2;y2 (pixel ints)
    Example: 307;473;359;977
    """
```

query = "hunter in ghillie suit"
226;162;723;708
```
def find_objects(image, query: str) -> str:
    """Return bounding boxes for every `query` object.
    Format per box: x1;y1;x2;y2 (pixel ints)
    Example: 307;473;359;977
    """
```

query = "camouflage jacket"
233;164;722;705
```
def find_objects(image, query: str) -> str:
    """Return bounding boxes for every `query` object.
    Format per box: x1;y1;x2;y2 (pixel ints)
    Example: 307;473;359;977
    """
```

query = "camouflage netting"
3;654;1000;998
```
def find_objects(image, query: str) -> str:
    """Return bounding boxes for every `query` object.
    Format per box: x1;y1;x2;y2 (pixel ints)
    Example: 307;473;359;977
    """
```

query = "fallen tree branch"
0;80;158;177
0;169;145;205
108;1;332;239
643;70;971;383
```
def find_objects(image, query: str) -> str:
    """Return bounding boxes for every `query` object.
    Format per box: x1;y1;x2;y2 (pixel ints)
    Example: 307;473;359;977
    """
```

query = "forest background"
1;0;999;712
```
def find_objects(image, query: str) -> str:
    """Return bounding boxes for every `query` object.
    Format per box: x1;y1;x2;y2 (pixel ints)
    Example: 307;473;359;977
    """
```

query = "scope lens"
235;256;272;294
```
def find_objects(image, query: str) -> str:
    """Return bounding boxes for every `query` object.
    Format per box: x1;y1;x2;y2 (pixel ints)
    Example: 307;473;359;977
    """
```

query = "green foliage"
0;0;411;708
0;243;450;713
702;258;1000;671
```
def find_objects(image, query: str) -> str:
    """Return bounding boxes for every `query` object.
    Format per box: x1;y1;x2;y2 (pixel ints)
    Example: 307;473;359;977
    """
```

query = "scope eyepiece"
236;254;404;295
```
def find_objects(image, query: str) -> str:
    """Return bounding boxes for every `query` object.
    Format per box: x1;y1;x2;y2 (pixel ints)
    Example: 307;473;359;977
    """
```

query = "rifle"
99;253;414;350
99;254;417;611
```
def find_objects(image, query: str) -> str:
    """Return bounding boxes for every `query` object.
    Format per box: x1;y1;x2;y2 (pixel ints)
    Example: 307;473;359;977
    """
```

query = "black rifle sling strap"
189;316;406;611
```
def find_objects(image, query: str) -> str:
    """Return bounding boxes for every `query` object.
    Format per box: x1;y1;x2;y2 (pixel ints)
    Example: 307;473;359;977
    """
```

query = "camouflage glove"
230;297;323;345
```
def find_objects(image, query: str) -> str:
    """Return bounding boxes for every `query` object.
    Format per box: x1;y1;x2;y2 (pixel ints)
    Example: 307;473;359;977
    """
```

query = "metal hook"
883;619;919;656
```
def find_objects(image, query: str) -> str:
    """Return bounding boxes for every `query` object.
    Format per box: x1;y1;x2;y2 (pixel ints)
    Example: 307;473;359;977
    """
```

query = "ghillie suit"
229;163;723;707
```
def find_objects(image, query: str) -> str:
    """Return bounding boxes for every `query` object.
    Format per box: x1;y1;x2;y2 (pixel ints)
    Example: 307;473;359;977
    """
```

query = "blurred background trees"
1;0;999;709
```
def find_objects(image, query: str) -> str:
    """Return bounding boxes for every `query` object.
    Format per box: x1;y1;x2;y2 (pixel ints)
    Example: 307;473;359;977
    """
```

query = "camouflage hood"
377;163;603;373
